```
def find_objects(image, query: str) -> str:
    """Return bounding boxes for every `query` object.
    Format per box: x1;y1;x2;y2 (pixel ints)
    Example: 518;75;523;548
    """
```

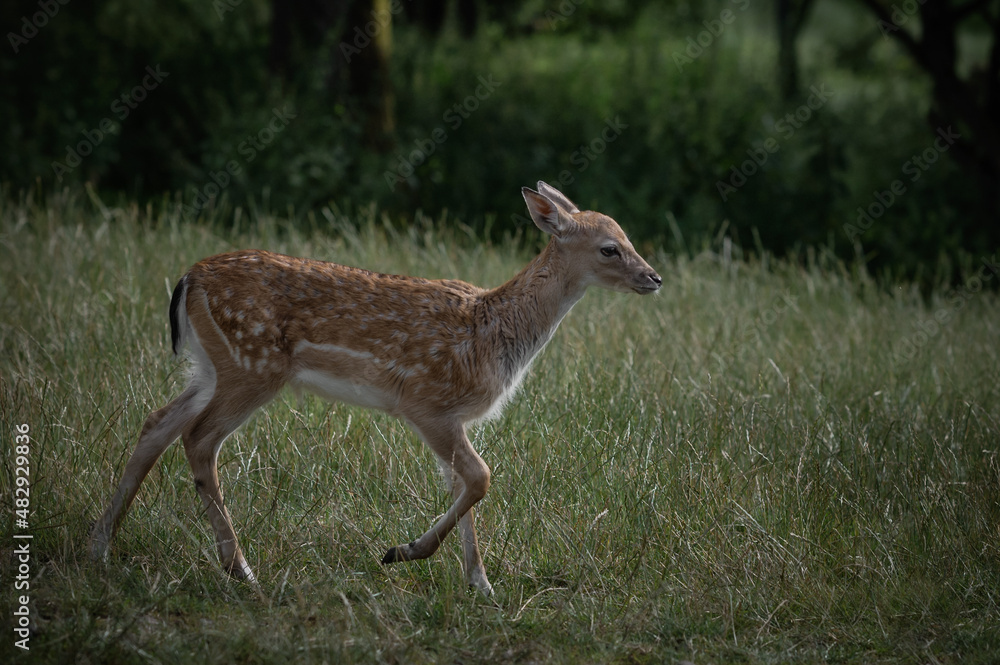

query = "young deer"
89;182;661;595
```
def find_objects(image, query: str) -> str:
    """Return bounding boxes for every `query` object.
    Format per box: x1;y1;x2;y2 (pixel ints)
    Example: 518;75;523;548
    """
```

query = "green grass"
2;190;999;663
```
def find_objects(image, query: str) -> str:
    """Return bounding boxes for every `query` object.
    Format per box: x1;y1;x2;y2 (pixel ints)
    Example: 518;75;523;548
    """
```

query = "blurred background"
2;0;997;283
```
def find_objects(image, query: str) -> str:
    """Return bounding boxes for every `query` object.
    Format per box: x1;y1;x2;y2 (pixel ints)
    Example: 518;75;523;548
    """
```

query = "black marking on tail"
169;275;187;355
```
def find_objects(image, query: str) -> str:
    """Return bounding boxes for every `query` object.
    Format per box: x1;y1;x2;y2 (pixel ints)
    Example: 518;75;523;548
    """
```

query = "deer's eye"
601;246;620;258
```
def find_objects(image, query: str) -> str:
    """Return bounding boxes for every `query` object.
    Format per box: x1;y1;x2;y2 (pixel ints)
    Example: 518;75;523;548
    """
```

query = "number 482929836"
14;424;30;526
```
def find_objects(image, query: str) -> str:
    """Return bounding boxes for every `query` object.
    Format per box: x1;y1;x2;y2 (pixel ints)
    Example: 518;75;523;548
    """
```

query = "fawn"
89;181;662;595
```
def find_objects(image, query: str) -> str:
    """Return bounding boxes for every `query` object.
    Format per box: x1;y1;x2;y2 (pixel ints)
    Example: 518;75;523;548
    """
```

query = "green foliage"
2;198;999;663
0;0;994;282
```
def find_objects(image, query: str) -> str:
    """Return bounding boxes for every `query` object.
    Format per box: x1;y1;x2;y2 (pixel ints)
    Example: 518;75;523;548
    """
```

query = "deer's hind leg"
89;382;212;561
180;379;278;582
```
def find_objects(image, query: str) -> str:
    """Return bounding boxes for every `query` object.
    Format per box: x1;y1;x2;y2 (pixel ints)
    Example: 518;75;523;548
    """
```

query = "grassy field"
2;191;999;664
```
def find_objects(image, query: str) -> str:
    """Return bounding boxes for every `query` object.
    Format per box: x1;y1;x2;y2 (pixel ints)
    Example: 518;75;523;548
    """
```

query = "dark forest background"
2;0;998;283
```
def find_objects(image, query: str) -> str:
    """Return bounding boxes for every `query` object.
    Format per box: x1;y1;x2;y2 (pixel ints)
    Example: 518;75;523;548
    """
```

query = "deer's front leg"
457;504;492;595
382;418;493;595
438;461;492;594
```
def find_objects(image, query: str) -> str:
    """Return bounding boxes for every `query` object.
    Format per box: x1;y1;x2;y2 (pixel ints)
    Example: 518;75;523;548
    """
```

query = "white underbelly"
292;368;396;411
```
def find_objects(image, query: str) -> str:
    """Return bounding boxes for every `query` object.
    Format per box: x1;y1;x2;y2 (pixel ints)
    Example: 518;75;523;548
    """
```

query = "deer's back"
183;250;505;419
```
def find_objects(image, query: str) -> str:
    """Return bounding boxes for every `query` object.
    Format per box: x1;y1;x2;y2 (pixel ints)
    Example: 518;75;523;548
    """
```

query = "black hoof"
381;541;417;565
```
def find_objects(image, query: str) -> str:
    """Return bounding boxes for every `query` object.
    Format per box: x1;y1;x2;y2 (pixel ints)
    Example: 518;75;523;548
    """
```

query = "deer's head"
522;181;662;295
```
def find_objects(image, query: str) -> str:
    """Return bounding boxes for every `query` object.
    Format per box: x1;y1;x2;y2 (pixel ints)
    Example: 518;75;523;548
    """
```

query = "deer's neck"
480;242;585;381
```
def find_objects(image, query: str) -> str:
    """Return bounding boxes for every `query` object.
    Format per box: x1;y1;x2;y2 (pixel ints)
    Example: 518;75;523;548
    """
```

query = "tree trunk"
340;0;396;151
776;0;815;99
858;0;1000;233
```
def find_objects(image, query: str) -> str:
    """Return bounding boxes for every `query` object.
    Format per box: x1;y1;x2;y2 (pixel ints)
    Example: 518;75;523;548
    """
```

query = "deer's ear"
536;181;580;213
522;187;575;237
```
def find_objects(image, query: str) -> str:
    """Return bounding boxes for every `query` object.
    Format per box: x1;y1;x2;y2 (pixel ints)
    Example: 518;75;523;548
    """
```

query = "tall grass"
2;191;999;663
